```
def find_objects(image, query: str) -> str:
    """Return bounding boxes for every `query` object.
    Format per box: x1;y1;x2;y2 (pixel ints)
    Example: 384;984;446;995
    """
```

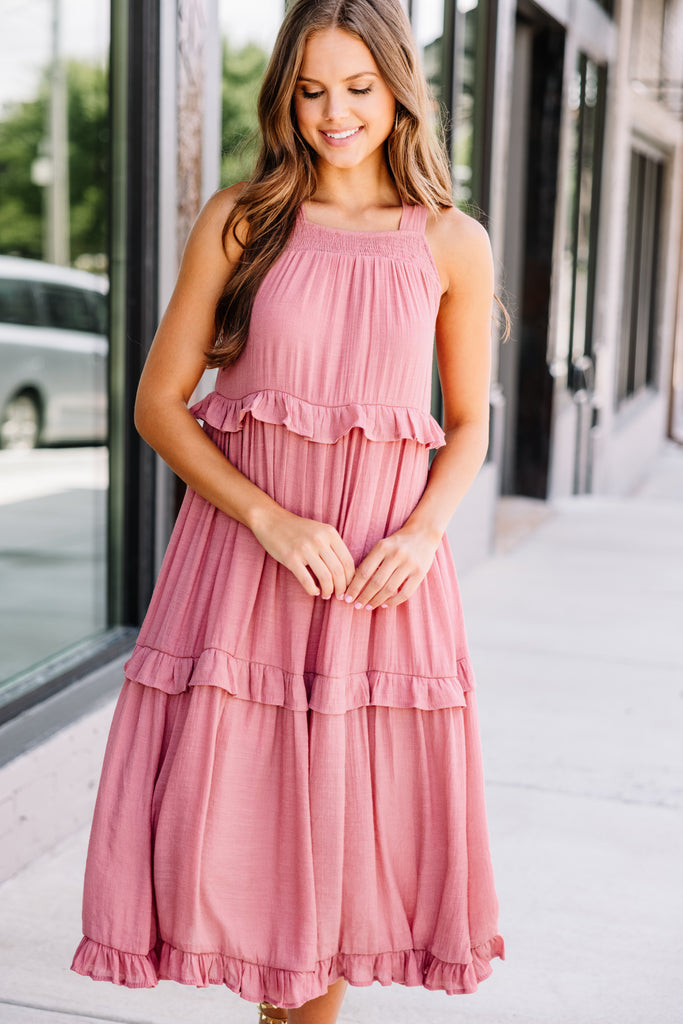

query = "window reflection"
0;0;109;688
452;0;478;204
617;150;663;403
413;0;489;211
0;259;107;449
219;0;284;187
555;54;605;381
413;0;449;133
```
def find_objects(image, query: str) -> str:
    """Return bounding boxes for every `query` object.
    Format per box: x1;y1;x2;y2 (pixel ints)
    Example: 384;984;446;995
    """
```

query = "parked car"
0;256;108;450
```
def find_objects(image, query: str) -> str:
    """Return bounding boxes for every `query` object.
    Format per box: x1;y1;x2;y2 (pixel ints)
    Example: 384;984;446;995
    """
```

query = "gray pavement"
1;443;682;1024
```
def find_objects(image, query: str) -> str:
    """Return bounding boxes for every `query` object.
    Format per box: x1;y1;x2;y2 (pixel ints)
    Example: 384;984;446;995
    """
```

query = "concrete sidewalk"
1;445;682;1024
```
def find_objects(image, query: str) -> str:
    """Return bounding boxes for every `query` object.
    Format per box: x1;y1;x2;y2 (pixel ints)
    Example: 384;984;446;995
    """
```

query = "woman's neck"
311;159;399;219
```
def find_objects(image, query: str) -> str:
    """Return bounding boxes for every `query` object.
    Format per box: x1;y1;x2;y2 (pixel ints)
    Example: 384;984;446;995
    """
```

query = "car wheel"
0;393;42;450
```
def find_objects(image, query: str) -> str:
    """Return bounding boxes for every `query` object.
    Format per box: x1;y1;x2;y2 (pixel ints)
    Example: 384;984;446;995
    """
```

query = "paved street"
0;444;681;1024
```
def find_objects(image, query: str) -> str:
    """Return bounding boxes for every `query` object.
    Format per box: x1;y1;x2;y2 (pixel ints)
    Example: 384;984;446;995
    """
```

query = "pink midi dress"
71;202;504;1008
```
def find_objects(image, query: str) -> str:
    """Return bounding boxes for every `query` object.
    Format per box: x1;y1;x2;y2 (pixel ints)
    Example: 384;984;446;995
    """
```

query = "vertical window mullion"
634;159;655;392
108;0;160;628
646;163;663;385
567;55;587;376
626;154;644;397
583;62;607;359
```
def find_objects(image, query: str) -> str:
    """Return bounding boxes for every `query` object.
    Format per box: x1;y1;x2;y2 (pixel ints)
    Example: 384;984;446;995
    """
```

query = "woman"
71;1;504;1021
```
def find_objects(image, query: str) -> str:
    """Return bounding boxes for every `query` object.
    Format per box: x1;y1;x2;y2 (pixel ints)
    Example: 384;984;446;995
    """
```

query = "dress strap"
399;202;428;233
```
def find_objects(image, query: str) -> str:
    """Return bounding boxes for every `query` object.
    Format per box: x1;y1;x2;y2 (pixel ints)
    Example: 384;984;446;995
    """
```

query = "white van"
0;256;108;449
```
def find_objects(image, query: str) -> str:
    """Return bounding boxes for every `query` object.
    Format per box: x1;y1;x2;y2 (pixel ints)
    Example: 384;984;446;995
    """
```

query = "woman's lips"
320;126;363;146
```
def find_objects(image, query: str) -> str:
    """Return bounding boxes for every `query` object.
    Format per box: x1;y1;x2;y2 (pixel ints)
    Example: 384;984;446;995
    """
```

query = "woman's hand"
342;523;442;610
250;505;356;600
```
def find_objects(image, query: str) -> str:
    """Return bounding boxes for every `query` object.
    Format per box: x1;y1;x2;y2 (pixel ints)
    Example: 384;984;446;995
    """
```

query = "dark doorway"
500;2;565;497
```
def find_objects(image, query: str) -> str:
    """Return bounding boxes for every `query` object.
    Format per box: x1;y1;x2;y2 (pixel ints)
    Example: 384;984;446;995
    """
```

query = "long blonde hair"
209;0;454;369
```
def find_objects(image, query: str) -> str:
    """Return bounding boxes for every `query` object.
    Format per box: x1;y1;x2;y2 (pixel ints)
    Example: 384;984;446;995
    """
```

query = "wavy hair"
209;0;455;369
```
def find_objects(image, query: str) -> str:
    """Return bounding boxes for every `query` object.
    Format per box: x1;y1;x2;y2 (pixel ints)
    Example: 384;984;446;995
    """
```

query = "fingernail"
322;594;331;600
365;605;373;611
344;595;354;604
336;594;345;600
354;602;364;610
381;604;389;609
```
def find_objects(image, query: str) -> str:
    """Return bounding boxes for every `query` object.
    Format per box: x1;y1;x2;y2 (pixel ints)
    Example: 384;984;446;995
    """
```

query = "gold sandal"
258;1002;288;1023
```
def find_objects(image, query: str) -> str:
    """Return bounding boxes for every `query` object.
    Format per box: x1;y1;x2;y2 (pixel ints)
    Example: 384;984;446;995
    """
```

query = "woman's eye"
300;86;372;99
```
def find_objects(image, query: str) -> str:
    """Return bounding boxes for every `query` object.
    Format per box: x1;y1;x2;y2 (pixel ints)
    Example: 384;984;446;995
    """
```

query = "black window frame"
562;53;607;384
617;147;664;406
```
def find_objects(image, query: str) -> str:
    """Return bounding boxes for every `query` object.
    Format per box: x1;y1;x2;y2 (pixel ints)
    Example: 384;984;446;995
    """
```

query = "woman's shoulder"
198;182;249;240
175;183;250;281
426;205;493;291
427;204;491;256
202;181;248;217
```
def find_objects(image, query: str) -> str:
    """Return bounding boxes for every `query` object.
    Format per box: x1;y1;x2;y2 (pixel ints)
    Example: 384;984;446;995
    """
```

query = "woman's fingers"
250;507;355;599
342;546;386;605
304;550;339;599
251;508;438;607
346;554;397;608
290;562;325;598
330;535;357;591
353;562;410;609
300;527;354;598
344;526;441;609
375;571;422;607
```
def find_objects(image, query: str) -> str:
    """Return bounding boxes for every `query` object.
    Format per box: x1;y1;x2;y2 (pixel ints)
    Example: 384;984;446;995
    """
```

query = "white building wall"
491;0;683;501
590;0;683;494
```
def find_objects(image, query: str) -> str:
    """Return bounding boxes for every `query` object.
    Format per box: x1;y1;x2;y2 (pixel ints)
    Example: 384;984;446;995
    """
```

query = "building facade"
0;0;681;875
488;0;683;503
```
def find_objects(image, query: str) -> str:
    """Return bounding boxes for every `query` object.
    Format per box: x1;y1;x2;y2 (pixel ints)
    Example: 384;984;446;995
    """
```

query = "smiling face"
293;27;396;172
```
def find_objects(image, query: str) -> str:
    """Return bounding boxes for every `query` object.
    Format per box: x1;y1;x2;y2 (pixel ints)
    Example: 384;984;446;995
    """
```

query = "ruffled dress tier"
71;202;504;1007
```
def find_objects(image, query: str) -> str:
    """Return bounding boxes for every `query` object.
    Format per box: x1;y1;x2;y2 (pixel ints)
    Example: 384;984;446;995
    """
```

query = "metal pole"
48;0;70;265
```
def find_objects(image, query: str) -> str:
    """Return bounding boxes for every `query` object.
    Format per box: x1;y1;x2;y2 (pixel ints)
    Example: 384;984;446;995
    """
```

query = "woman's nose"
323;89;349;121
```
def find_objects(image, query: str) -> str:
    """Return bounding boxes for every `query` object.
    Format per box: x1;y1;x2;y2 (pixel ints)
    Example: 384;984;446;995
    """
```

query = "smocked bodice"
192;202;445;448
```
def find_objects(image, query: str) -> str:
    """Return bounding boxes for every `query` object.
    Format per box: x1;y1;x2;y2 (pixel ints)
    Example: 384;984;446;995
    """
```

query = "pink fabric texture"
71;202;504;1007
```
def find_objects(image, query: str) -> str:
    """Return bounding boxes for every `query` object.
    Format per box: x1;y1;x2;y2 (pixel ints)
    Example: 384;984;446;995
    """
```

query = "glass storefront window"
219;0;284;188
451;0;491;209
617;149;663;404
0;1;110;688
452;0;477;205
555;53;606;381
413;0;449;137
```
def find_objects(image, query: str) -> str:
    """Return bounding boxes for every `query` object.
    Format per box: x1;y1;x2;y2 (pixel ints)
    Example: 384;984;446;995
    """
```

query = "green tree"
0;42;267;262
0;93;45;258
221;40;268;187
0;59;108;264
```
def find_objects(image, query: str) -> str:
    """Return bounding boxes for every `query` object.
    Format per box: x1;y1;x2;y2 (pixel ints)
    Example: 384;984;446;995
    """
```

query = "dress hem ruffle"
123;643;475;714
190;390;446;449
71;934;505;1002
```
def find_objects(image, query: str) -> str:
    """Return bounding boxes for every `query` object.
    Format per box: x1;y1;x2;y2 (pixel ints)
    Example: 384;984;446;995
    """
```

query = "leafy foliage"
0;60;108;264
0;40;268;264
221;40;268;187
